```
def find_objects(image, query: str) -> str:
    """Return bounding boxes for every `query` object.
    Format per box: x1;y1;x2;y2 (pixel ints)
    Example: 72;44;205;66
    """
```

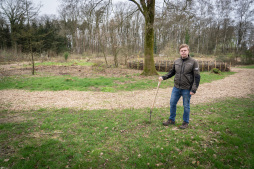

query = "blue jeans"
169;87;191;123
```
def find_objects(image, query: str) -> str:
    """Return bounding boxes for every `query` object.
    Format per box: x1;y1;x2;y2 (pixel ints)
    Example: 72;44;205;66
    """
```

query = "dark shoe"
179;122;188;129
163;119;175;126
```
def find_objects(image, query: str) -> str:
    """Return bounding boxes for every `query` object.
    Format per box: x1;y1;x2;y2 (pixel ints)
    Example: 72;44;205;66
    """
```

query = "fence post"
215;60;216;69
158;60;160;71
202;61;204;72
208;61;210;71
165;61;167;72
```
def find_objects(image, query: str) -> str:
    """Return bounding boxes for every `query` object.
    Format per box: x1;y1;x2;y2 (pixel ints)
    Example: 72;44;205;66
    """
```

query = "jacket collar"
181;55;190;61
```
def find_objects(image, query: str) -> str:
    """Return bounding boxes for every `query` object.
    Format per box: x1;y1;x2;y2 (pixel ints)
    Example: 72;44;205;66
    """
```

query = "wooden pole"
165;61;167;72
158;60;160;71
202;61;204;72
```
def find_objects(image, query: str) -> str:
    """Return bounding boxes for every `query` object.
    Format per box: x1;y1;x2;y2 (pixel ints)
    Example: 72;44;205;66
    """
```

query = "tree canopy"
0;0;253;64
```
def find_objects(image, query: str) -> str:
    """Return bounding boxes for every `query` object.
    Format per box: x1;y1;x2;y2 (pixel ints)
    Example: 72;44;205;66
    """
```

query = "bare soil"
0;64;253;111
0;63;141;78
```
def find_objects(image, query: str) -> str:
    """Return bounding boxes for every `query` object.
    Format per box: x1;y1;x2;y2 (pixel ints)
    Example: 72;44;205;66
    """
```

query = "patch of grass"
239;65;254;69
199;71;235;84
23;60;94;67
0;71;234;92
0;76;161;92
0;96;253;168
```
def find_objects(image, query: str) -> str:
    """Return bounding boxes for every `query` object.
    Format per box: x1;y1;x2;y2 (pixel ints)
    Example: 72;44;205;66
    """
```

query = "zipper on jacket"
179;59;186;88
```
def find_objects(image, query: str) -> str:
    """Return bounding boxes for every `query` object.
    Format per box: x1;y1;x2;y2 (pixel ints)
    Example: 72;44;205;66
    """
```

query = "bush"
243;50;254;64
211;68;221;74
64;52;69;61
92;62;106;72
190;53;195;57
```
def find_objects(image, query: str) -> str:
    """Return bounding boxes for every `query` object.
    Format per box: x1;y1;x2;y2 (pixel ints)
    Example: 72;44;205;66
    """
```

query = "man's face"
180;47;189;59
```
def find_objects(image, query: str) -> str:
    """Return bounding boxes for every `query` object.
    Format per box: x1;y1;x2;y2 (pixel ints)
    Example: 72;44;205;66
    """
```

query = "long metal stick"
150;81;161;122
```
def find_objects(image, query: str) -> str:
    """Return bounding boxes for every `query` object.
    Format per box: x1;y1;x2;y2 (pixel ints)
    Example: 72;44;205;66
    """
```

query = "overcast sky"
31;0;127;16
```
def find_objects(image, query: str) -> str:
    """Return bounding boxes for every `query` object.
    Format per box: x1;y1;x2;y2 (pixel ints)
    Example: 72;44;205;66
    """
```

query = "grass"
23;60;94;67
0;96;253;168
238;65;254;69
0;71;234;92
0;75;164;92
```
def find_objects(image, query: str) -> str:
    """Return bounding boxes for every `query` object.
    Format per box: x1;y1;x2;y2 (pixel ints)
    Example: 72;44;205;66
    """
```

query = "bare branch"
129;0;144;15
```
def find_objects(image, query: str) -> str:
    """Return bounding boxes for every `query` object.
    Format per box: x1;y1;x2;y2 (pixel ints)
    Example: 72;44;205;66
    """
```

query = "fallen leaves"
172;127;179;131
156;163;163;167
192;160;200;166
4;159;9;162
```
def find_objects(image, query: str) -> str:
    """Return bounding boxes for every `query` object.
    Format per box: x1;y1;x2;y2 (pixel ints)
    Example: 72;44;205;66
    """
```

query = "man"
159;44;200;129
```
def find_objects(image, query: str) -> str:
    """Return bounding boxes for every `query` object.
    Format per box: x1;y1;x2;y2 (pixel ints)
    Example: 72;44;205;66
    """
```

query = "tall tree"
0;15;11;49
0;0;26;54
0;0;40;55
59;0;80;53
234;0;254;53
129;0;158;76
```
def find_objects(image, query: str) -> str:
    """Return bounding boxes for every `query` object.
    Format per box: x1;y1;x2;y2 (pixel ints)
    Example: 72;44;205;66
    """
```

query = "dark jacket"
162;56;200;93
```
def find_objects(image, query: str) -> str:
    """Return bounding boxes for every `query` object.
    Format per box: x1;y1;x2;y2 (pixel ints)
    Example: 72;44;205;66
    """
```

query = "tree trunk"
140;0;158;76
103;51;108;66
30;38;35;75
142;20;157;75
32;52;35;75
114;53;118;67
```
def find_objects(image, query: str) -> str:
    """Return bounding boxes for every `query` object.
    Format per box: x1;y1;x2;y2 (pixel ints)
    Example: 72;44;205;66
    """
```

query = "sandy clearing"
0;68;253;111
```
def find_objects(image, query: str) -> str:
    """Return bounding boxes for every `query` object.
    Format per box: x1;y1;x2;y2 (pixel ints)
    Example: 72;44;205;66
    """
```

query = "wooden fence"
128;60;231;72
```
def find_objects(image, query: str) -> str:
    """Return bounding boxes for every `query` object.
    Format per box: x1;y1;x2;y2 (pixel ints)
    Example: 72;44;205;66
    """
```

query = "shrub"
190;53;195;57
243;50;254;64
92;62;106;72
211;68;221;74
64;52;69;61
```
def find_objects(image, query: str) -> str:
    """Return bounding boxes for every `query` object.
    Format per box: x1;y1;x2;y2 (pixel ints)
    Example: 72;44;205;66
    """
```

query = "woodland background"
0;0;254;65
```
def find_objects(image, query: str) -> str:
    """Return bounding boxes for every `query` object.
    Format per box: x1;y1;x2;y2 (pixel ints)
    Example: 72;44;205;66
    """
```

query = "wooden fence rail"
128;60;231;72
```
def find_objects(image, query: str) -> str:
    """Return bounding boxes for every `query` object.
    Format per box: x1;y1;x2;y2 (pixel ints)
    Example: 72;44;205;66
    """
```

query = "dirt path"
0;68;253;111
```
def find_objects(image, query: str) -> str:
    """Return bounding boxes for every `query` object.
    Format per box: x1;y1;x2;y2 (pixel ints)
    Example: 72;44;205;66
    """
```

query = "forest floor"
0;63;254;111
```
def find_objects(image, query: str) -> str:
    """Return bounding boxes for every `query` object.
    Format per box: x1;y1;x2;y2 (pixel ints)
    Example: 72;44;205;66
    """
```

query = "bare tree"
59;0;81;53
129;0;158;75
24;0;41;25
100;23;109;66
108;18;121;67
0;0;26;54
52;0;254;64
23;0;40;75
234;0;254;53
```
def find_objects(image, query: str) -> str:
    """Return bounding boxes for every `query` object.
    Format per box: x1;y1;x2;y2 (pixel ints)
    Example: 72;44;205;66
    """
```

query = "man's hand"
159;77;163;82
190;92;195;95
